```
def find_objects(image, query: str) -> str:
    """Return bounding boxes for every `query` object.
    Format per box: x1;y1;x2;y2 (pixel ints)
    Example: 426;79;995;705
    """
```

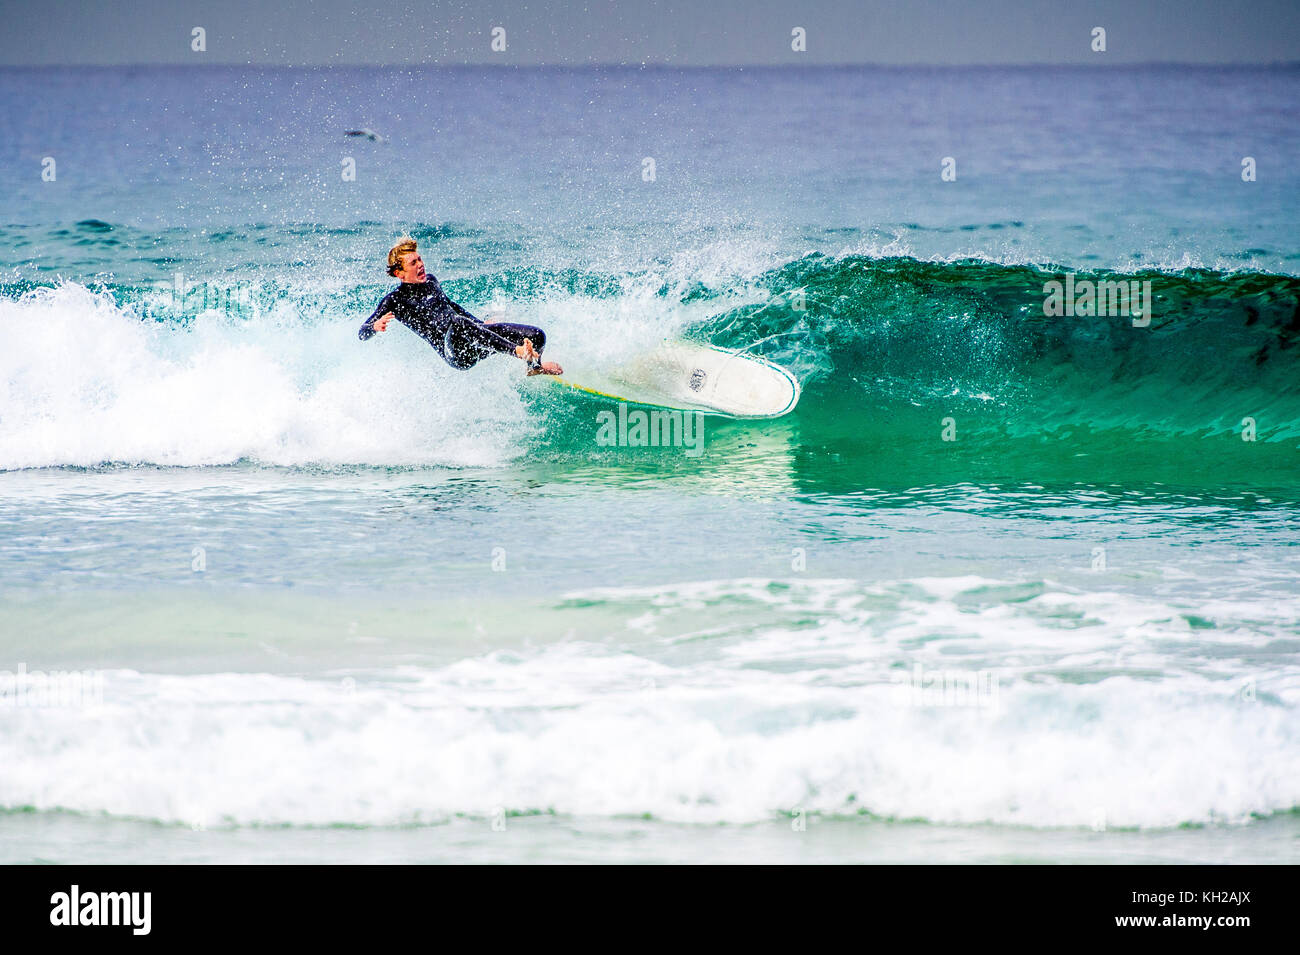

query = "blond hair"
387;237;418;276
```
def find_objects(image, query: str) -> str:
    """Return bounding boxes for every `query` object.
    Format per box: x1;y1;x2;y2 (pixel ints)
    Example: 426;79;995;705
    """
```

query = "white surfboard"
545;341;800;418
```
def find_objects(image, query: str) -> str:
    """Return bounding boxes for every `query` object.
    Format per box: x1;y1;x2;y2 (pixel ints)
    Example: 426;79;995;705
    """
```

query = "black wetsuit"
358;276;545;370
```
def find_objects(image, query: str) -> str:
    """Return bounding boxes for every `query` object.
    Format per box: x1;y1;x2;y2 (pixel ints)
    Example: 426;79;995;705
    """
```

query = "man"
359;238;562;376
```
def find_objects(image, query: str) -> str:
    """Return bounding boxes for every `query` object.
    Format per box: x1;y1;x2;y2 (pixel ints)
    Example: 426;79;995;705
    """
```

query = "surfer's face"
396;253;427;283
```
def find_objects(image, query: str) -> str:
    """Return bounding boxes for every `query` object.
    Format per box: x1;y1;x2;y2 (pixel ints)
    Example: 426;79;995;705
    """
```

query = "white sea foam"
0;283;535;470
1;576;1295;830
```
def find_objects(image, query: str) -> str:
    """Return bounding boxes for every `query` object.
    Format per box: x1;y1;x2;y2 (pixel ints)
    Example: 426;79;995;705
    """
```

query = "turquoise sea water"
1;65;1298;863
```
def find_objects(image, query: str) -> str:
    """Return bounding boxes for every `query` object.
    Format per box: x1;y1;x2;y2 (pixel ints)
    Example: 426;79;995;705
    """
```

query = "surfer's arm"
448;299;477;320
443;293;525;350
450;302;527;357
358;296;396;340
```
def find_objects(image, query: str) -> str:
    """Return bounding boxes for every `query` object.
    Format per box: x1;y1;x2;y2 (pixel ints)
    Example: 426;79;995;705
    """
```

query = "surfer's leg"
490;322;561;376
442;318;495;369
482;322;546;354
443;317;548;370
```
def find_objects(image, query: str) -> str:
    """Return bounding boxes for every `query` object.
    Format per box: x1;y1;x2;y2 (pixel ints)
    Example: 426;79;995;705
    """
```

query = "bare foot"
515;338;539;363
527;361;563;376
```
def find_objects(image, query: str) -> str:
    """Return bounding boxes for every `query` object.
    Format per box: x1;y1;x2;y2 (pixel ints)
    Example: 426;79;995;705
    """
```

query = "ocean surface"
1;64;1298;863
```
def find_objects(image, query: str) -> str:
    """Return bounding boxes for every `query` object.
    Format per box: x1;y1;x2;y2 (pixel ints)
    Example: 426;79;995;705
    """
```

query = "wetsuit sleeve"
358;293;395;341
443;292;528;358
448;298;477;320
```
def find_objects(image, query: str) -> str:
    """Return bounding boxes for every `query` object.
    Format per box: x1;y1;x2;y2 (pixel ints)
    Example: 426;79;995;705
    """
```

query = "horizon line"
3;60;1298;70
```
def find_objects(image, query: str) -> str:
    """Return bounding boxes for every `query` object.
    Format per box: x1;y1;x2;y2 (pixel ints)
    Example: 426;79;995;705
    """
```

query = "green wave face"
519;256;1300;490
668;256;1300;491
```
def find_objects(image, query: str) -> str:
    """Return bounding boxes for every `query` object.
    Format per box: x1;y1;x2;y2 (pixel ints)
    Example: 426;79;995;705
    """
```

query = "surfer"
359;238;562;376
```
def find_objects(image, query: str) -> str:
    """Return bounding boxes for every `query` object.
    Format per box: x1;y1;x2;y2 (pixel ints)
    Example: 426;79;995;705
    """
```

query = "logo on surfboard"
688;368;707;392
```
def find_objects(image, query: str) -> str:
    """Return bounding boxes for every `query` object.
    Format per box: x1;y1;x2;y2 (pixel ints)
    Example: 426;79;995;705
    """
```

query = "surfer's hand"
374;313;393;332
527;360;563;377
515;338;539;363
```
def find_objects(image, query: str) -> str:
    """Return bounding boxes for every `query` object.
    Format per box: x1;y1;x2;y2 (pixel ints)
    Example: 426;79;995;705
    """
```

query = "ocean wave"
2;253;1298;476
0;576;1295;829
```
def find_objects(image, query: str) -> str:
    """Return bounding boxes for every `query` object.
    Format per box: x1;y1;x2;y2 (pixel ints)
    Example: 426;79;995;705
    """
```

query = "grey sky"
2;0;1297;66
